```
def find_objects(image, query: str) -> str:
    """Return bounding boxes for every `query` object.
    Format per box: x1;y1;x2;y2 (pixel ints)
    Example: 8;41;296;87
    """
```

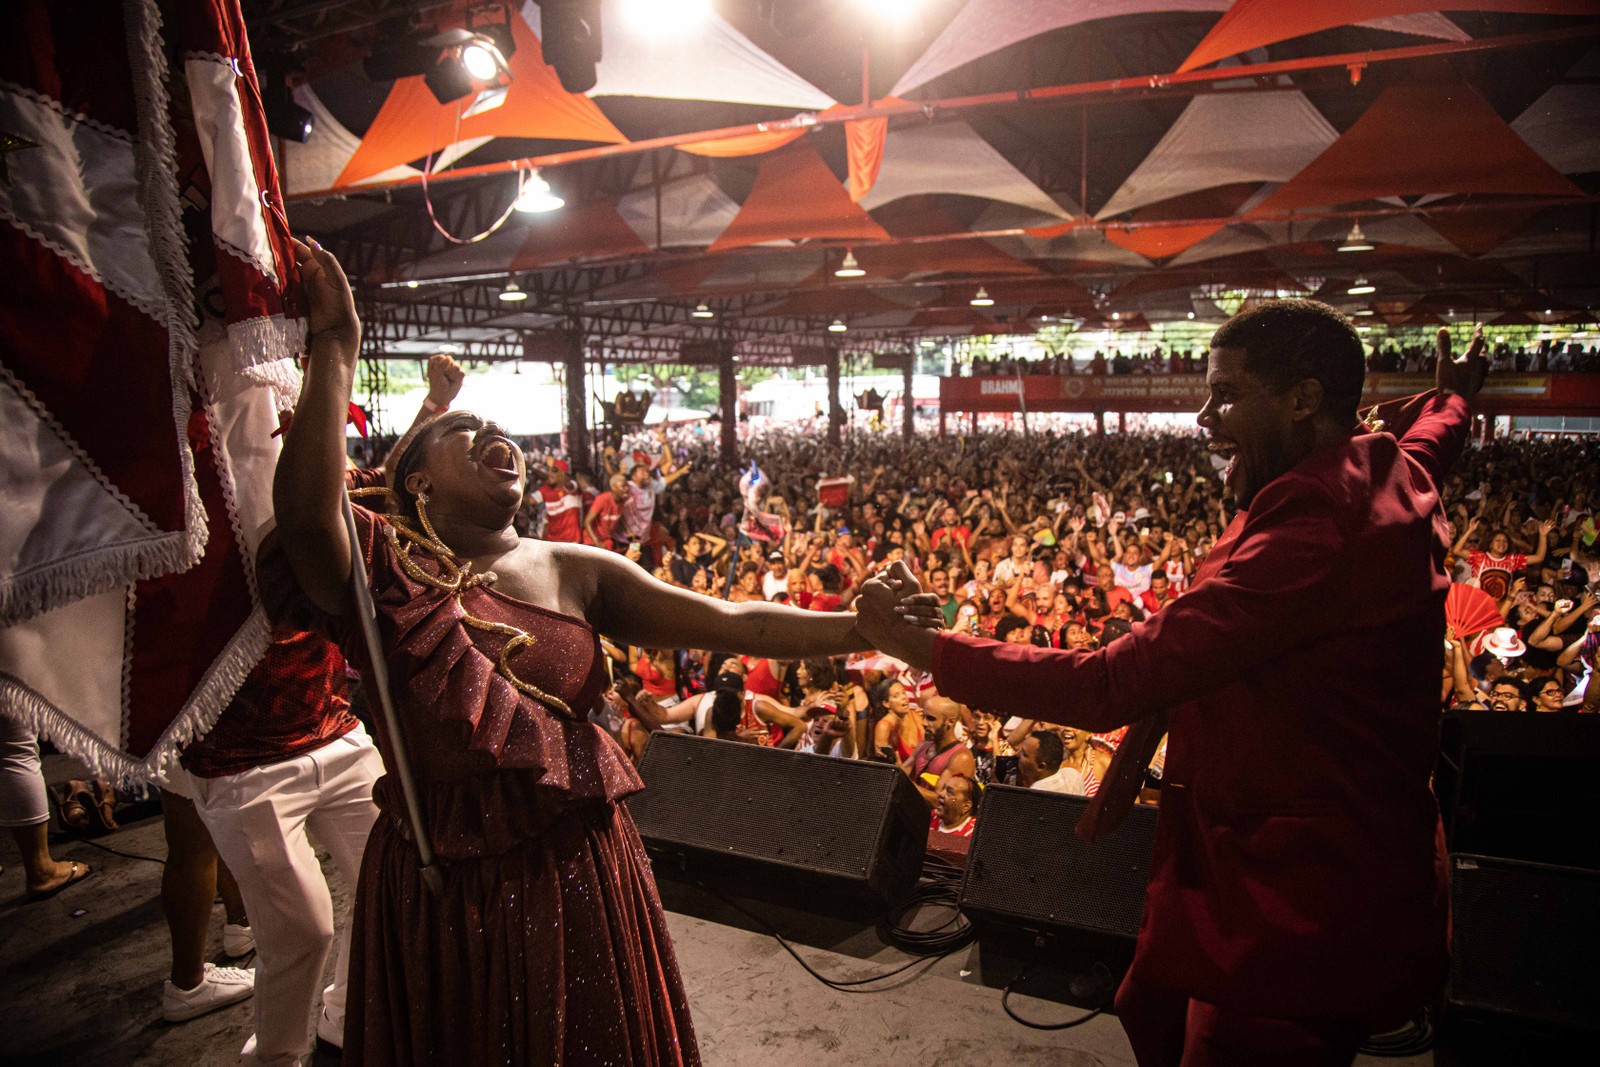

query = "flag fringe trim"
0;608;271;785
124;0;210;590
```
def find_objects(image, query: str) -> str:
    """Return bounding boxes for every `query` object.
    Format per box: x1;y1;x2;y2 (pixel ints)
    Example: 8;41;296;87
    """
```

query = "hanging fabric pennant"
0;0;301;780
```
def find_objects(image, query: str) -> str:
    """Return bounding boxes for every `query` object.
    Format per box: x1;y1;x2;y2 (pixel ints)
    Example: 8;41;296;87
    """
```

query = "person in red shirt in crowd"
930;505;972;554
538;459;583;543
1139;572;1180;615
860;303;1483;1067
928;772;977;838
1451;516;1551;599
584;472;629;549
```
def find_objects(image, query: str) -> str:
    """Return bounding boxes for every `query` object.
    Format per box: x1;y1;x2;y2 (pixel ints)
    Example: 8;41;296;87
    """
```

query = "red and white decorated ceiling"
248;0;1600;359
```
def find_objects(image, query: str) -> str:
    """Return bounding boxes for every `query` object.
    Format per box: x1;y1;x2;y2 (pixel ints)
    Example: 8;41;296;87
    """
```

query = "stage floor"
0;754;1441;1065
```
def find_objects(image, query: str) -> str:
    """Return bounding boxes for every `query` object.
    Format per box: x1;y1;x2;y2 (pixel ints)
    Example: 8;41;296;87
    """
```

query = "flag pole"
341;493;445;895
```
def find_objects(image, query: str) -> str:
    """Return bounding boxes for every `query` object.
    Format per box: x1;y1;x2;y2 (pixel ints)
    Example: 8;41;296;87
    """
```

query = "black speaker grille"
628;733;925;883
1450;854;1600;1029
960;785;1157;939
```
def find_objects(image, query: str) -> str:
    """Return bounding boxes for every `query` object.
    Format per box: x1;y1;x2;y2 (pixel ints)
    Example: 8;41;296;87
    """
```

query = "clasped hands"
853;561;946;670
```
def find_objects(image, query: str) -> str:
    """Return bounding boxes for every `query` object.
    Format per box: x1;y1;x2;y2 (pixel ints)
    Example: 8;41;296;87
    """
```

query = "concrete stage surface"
0;754;1453;1065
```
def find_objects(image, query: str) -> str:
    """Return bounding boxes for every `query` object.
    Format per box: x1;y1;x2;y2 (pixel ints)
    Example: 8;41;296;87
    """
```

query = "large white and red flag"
0;0;304;779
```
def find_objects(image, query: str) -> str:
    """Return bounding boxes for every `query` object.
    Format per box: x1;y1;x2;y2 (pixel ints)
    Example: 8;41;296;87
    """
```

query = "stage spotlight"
1337;221;1373;253
513;169;564;213
1347;278;1375;296
828;319;848;333
538;0;602;94
424;32;511;105
258;60;314;143
499;278;528;302
835;250;865;278
970;287;994;307
692;302;715;319
857;0;922;21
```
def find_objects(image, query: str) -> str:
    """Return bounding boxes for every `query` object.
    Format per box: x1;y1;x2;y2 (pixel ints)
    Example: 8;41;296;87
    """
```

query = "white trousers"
0;716;47;828
183;725;381;1067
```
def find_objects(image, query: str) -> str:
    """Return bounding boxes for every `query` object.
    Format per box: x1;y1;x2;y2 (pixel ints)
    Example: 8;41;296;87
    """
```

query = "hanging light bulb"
498;277;528;302
1337;221;1374;253
970;286;994;307
1347;277;1375;296
828;319;848;333
513;169;564;213
691;302;714;319
834;250;865;278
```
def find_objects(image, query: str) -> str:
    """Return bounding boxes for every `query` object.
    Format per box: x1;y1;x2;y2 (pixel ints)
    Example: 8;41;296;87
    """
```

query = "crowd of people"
954;337;1600;378
508;411;1599;848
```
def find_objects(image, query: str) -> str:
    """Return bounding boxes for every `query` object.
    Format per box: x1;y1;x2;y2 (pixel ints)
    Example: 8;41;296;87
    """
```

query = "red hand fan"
1446;583;1504;639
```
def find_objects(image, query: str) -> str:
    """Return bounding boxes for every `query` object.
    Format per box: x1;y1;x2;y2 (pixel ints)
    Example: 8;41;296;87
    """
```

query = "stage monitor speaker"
627;733;929;914
959;785;1157;940
1448;853;1600;1031
1436;712;1600;869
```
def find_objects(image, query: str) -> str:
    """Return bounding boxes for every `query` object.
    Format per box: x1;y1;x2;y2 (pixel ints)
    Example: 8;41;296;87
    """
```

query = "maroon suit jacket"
933;393;1467;1022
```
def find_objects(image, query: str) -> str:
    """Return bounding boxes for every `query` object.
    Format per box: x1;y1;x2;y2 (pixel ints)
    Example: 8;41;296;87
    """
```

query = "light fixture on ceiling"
919;339;936;348
691;302;715;319
498;277;528;302
1337;221;1374;253
405;280;420;289
828;319;848;333
1111;311;1121;320
1347;277;1375;296
1354;307;1375;316
513;168;564;213
1186;311;1195;319
970;286;994;307
835;250;865;278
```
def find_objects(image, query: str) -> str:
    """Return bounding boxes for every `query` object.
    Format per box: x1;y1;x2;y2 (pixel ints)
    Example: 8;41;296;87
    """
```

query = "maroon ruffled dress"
264;505;699;1065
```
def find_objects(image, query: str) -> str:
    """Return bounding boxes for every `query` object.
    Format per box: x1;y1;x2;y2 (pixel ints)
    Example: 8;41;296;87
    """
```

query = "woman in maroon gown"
271;240;872;1065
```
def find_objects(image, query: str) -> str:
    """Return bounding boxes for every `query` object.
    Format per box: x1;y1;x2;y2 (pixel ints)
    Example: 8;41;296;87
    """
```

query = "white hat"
1478;627;1527;660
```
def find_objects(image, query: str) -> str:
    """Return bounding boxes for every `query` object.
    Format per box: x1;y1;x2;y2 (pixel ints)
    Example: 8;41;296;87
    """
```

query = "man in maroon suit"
856;301;1483;1067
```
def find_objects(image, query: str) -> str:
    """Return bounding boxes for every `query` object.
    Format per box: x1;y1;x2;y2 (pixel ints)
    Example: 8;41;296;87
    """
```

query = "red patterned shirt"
181;630;357;778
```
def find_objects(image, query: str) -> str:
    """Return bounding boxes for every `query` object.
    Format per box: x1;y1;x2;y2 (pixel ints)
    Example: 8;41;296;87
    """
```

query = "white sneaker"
315;1007;344;1050
162;962;255;1022
223;922;255;957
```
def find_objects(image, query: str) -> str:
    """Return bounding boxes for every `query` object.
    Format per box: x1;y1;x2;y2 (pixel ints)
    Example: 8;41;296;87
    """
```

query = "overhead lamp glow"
405;280;420;289
828;319;848;333
1347;278;1375;296
859;0;922;20
1186;311;1195;319
498;278;527;302
620;0;711;35
835;250;865;278
919;339;936;348
1337;221;1374;253
460;39;503;81
513;169;564;213
691;302;714;319
1354;308;1375;316
970;286;994;307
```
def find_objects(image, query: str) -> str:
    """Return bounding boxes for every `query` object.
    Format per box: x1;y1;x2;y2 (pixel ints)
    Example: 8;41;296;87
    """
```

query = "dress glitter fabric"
261;504;699;1065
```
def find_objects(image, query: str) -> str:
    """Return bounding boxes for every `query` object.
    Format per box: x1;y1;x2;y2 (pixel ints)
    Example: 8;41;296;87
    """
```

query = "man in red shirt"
538;459;583;543
858;303;1483;1067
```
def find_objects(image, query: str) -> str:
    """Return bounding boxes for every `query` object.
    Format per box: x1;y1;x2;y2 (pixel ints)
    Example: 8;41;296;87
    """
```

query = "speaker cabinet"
1448;853;1600;1031
1436;712;1600;869
959;785;1157;940
627;733;929;913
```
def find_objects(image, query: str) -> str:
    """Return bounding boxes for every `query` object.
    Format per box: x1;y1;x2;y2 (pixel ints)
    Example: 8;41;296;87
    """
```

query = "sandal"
50;780;94;833
89;779;119;832
26;859;92;901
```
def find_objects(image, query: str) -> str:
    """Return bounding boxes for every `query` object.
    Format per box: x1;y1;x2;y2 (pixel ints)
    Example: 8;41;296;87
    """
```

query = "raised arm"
1451;516;1479;559
581;545;870;658
273;239;361;615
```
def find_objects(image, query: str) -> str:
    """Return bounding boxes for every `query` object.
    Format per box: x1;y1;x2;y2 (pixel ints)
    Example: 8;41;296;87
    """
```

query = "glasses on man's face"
1490;690;1522;701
